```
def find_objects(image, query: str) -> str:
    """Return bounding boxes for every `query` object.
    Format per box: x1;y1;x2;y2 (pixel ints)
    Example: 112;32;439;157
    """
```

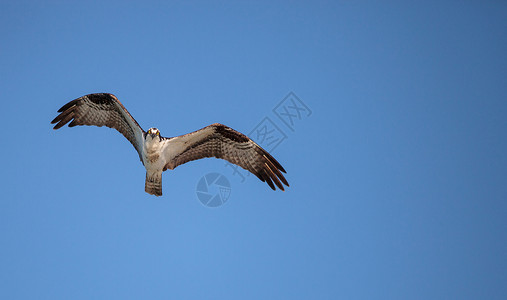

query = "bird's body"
142;129;166;195
51;93;289;196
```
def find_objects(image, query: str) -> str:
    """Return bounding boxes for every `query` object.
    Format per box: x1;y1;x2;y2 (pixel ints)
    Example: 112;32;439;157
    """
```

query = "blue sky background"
1;1;506;299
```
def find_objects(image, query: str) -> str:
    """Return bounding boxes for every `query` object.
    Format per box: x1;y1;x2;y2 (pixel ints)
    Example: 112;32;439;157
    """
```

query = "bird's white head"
147;128;161;139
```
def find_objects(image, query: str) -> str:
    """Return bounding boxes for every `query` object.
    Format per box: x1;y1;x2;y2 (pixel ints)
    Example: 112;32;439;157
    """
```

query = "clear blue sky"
1;1;506;299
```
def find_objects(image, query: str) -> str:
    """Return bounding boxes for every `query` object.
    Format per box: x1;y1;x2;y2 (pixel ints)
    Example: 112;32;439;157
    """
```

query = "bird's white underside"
142;126;215;180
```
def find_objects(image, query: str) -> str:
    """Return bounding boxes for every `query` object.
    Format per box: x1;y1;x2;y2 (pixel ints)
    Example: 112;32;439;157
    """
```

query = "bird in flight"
51;93;289;196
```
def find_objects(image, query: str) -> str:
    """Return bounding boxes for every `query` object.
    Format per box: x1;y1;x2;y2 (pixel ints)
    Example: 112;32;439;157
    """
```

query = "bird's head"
147;128;161;139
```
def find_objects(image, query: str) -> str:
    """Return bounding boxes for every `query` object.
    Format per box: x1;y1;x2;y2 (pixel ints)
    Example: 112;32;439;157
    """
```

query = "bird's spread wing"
162;123;289;191
51;93;145;160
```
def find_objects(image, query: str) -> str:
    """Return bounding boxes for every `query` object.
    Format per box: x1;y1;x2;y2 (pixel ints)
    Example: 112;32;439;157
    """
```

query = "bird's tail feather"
145;172;162;196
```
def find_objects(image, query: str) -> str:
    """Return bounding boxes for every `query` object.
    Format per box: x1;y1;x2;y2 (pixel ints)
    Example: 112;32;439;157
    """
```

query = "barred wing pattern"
163;123;289;191
51;93;145;160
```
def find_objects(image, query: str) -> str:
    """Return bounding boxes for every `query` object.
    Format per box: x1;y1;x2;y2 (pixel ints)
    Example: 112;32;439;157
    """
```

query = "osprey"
51;93;289;196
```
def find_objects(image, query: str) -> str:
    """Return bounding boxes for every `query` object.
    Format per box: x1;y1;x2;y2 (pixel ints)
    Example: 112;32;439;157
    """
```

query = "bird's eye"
156;131;160;135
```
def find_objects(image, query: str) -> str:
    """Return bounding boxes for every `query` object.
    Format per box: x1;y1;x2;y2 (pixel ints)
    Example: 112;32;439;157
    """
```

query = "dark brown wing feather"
163;123;289;191
51;93;145;159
